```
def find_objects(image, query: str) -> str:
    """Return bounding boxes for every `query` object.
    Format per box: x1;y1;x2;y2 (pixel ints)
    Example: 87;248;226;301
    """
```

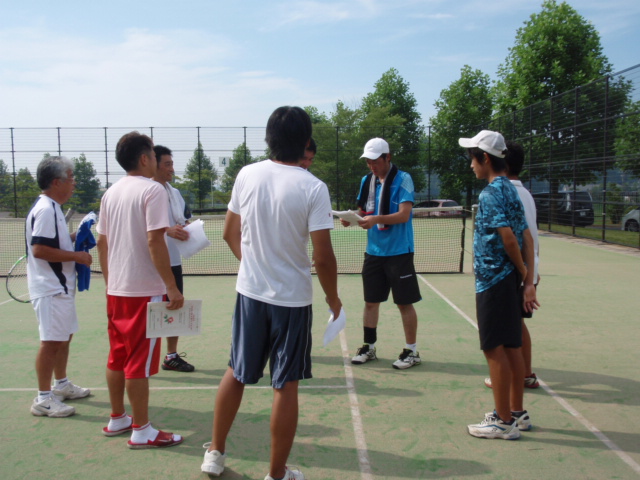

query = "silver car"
621;207;640;232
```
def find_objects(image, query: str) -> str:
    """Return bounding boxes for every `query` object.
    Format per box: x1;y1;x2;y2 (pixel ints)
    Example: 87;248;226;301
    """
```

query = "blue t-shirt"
357;169;415;257
473;175;528;293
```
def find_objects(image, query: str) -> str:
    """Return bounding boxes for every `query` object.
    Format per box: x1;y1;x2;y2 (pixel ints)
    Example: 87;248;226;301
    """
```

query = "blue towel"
75;213;97;292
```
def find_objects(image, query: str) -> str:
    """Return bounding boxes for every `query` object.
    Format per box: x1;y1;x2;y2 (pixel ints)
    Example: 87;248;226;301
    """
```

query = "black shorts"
476;270;522;351
171;265;184;294
362;253;422;305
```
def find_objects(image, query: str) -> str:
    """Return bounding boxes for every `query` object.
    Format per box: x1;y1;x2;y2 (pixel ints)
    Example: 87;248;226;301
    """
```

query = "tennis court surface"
1;233;639;479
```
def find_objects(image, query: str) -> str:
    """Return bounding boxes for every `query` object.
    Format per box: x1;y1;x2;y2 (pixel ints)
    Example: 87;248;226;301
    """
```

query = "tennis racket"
6;255;29;303
5;207;76;304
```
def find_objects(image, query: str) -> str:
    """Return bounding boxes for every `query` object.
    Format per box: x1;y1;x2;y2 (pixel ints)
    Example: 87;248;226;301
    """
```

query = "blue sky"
1;0;638;128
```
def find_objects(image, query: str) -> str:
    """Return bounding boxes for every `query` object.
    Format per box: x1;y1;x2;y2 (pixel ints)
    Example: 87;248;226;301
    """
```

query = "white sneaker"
467;412;520;440
392;349;421;369
511;410;532;431
201;444;226;476
264;466;305;480
30;396;75;418
52;381;91;400
351;344;377;364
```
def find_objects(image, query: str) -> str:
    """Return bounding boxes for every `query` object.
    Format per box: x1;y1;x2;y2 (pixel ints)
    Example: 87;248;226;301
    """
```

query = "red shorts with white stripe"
107;295;162;379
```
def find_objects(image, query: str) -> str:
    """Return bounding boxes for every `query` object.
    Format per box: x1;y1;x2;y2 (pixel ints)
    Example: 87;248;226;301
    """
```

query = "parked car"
532;191;595;227
413;199;464;217
621;207;640;232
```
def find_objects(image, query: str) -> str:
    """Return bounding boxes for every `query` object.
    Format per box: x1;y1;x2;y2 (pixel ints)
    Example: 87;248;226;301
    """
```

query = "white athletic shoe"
467;412;520;440
264;466;305;480
392;349;421;369
30;396;75;418
351;344;377;364
201;444;226;476
511;410;532;431
52;381;91;400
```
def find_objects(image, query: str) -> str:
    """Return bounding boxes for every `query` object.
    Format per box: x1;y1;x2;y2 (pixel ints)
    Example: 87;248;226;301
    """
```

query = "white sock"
54;378;69;387
166;352;177;359
130;422;159;444
405;343;417;353
107;413;132;431
38;391;52;402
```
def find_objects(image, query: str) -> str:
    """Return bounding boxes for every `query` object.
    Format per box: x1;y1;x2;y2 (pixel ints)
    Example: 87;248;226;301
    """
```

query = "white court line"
339;329;374;480
0;297;19;306
418;274;640;476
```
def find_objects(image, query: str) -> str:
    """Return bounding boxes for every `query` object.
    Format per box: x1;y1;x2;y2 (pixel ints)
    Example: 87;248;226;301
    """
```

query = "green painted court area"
1;233;639;479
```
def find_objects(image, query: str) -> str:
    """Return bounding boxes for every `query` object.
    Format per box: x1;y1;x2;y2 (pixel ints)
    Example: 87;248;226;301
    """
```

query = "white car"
621;207;640;232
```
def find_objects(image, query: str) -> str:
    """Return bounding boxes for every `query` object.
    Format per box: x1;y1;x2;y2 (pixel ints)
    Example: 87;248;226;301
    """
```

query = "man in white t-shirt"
201;107;342;480
97;131;184;449
152;144;195;373
27;156;93;418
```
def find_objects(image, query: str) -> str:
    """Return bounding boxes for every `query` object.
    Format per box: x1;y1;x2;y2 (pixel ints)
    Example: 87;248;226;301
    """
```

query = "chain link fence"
1;65;639;253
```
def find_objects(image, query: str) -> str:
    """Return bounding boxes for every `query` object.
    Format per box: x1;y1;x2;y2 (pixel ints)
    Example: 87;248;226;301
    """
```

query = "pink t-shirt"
97;176;170;297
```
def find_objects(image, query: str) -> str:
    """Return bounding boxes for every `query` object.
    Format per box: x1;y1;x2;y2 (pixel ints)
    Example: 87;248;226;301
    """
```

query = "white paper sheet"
332;210;363;226
146;300;202;338
175;219;211;259
323;307;346;346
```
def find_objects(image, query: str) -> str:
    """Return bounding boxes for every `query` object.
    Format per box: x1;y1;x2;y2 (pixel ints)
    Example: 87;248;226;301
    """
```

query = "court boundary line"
339;329;374;480
418;274;640;475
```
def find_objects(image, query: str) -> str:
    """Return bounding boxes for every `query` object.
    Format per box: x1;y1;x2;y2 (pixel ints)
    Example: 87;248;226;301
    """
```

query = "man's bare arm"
97;234;109;287
147;228;184;310
222;210;242;261
310;229;342;316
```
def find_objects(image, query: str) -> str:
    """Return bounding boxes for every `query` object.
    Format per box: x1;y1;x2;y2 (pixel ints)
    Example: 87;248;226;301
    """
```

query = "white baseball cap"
458;130;506;158
360;138;390;160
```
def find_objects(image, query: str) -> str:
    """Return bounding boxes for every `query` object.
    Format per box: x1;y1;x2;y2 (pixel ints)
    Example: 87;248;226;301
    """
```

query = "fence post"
10;128;17;218
602;75;610;242
335;126;340;211
104;128;109;189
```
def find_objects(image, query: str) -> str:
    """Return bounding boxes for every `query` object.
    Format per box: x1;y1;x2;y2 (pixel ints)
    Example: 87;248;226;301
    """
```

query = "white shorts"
32;293;79;341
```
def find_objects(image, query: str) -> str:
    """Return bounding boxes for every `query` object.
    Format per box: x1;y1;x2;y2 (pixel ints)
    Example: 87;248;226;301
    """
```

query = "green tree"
614;100;640;177
494;0;612;113
220;142;255;193
68;154;101;212
304;105;329;124
183;142;217;211
492;0;626;226
362;68;425;192
311;101;405;209
430;66;493;207
606;182;625;224
0;159;12;211
15;168;40;217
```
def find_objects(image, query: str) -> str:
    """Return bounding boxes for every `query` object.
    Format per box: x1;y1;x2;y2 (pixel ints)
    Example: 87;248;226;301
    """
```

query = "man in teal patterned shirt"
459;130;539;440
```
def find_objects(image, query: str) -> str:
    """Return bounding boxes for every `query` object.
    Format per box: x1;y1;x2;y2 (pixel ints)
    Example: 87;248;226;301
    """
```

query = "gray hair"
37;156;74;190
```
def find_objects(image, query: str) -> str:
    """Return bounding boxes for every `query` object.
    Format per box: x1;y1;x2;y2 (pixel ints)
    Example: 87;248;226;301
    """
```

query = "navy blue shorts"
229;293;313;389
362;253;422;305
476;270;522;351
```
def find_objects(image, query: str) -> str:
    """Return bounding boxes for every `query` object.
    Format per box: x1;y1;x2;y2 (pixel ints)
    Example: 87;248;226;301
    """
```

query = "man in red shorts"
97;131;184;449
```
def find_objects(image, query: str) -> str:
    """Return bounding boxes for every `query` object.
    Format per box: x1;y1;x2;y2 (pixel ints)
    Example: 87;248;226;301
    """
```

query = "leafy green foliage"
430;66;493;206
183;143;218;210
220;142;255;193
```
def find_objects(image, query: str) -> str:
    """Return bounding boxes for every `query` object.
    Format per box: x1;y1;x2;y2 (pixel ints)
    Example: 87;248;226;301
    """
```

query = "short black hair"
265;106;312;163
115;132;154;172
306;137;317;154
505;141;525;177
154;145;172;165
467;147;506;173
